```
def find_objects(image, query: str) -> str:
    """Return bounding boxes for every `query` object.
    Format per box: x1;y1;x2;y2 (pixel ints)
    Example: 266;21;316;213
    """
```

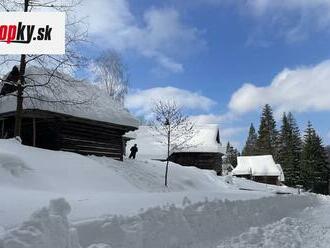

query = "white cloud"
202;0;330;44
189;112;236;125
79;0;204;73
229;60;330;115
125;87;216;116
221;127;246;138
246;0;330;15
189;114;225;125
246;0;330;43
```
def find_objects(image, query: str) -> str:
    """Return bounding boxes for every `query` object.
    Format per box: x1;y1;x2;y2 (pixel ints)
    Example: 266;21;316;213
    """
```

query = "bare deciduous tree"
0;0;88;137
89;50;128;106
151;100;196;187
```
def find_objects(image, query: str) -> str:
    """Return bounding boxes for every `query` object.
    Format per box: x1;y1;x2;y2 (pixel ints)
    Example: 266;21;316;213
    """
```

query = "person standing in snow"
129;144;138;159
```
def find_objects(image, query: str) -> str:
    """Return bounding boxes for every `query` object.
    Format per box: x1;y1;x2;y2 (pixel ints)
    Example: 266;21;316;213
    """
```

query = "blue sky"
81;0;330;149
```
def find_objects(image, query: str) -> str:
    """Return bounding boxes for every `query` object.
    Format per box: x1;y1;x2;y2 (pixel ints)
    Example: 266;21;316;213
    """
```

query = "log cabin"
232;155;285;185
0;66;139;161
126;124;225;173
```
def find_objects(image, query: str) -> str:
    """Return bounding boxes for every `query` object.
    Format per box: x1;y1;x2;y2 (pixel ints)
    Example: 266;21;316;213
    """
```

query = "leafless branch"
89;50;129;106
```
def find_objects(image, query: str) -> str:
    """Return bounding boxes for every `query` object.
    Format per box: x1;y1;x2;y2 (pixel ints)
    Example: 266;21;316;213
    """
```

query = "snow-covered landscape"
0;138;329;248
1;0;330;247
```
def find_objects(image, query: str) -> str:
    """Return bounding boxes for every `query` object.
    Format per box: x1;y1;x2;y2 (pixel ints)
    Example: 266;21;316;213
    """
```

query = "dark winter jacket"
130;146;138;154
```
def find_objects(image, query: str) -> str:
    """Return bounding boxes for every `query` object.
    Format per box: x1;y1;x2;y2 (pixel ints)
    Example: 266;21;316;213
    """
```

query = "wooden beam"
1;119;4;138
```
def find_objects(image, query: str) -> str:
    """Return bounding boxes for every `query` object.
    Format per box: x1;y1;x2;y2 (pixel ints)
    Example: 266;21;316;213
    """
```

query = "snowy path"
73;195;319;248
2;194;329;248
217;196;330;248
1;140;328;248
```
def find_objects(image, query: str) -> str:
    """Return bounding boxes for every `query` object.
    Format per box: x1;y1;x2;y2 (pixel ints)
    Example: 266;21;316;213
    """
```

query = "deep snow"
0;138;324;248
1;195;323;248
0;138;296;228
217;196;330;248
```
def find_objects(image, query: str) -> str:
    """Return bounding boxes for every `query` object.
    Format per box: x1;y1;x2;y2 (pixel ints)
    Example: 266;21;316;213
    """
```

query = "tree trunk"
14;0;29;137
14;55;26;137
165;129;170;187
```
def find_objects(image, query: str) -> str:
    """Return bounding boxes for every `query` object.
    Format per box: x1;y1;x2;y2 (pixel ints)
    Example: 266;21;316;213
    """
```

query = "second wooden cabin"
232;155;285;185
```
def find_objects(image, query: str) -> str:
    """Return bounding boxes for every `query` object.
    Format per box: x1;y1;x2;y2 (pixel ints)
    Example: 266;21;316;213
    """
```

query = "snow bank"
91;156;233;192
0;139;139;227
217;217;305;248
0;194;322;248
0;139;297;229
0;139;137;193
1;198;80;248
0;152;30;177
75;195;317;248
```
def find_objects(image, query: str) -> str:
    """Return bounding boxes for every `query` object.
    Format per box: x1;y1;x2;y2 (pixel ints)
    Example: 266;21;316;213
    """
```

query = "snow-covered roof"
276;164;285;182
232;155;282;177
126;124;226;160
178;124;225;153
0;66;139;128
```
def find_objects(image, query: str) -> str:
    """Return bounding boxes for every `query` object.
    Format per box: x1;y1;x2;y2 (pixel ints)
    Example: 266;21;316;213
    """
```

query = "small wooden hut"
232;155;284;185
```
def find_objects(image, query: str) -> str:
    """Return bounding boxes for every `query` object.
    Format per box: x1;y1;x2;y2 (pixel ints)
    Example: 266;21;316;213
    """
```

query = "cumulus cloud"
189;112;236;125
201;0;330;44
229;60;330;115
79;0;204;73
247;0;330;43
221;127;246;138
245;0;330;15
125;87;216;117
189;114;225;125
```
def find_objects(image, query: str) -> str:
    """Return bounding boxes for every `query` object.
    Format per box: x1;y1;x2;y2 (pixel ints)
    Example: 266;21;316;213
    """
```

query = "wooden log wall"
0;111;134;161
169;152;222;173
60;120;125;160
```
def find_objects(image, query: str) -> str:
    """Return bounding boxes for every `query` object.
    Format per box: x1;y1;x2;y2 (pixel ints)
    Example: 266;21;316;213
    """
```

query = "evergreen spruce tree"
301;122;329;194
278;112;302;186
312;134;329;194
287;112;303;185
301;122;315;190
225;142;239;167
256;104;279;160
242;123;258;156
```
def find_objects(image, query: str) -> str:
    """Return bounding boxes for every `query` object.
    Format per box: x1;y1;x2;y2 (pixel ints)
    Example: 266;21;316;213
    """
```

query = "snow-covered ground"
217;196;330;248
0;138;327;248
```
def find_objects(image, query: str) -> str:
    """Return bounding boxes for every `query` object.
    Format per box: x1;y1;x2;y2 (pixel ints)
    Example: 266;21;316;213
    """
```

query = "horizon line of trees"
241;104;329;194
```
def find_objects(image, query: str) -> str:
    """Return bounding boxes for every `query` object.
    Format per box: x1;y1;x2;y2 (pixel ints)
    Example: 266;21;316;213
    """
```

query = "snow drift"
74;195;317;248
1;198;80;248
0;138;298;228
0;195;318;248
